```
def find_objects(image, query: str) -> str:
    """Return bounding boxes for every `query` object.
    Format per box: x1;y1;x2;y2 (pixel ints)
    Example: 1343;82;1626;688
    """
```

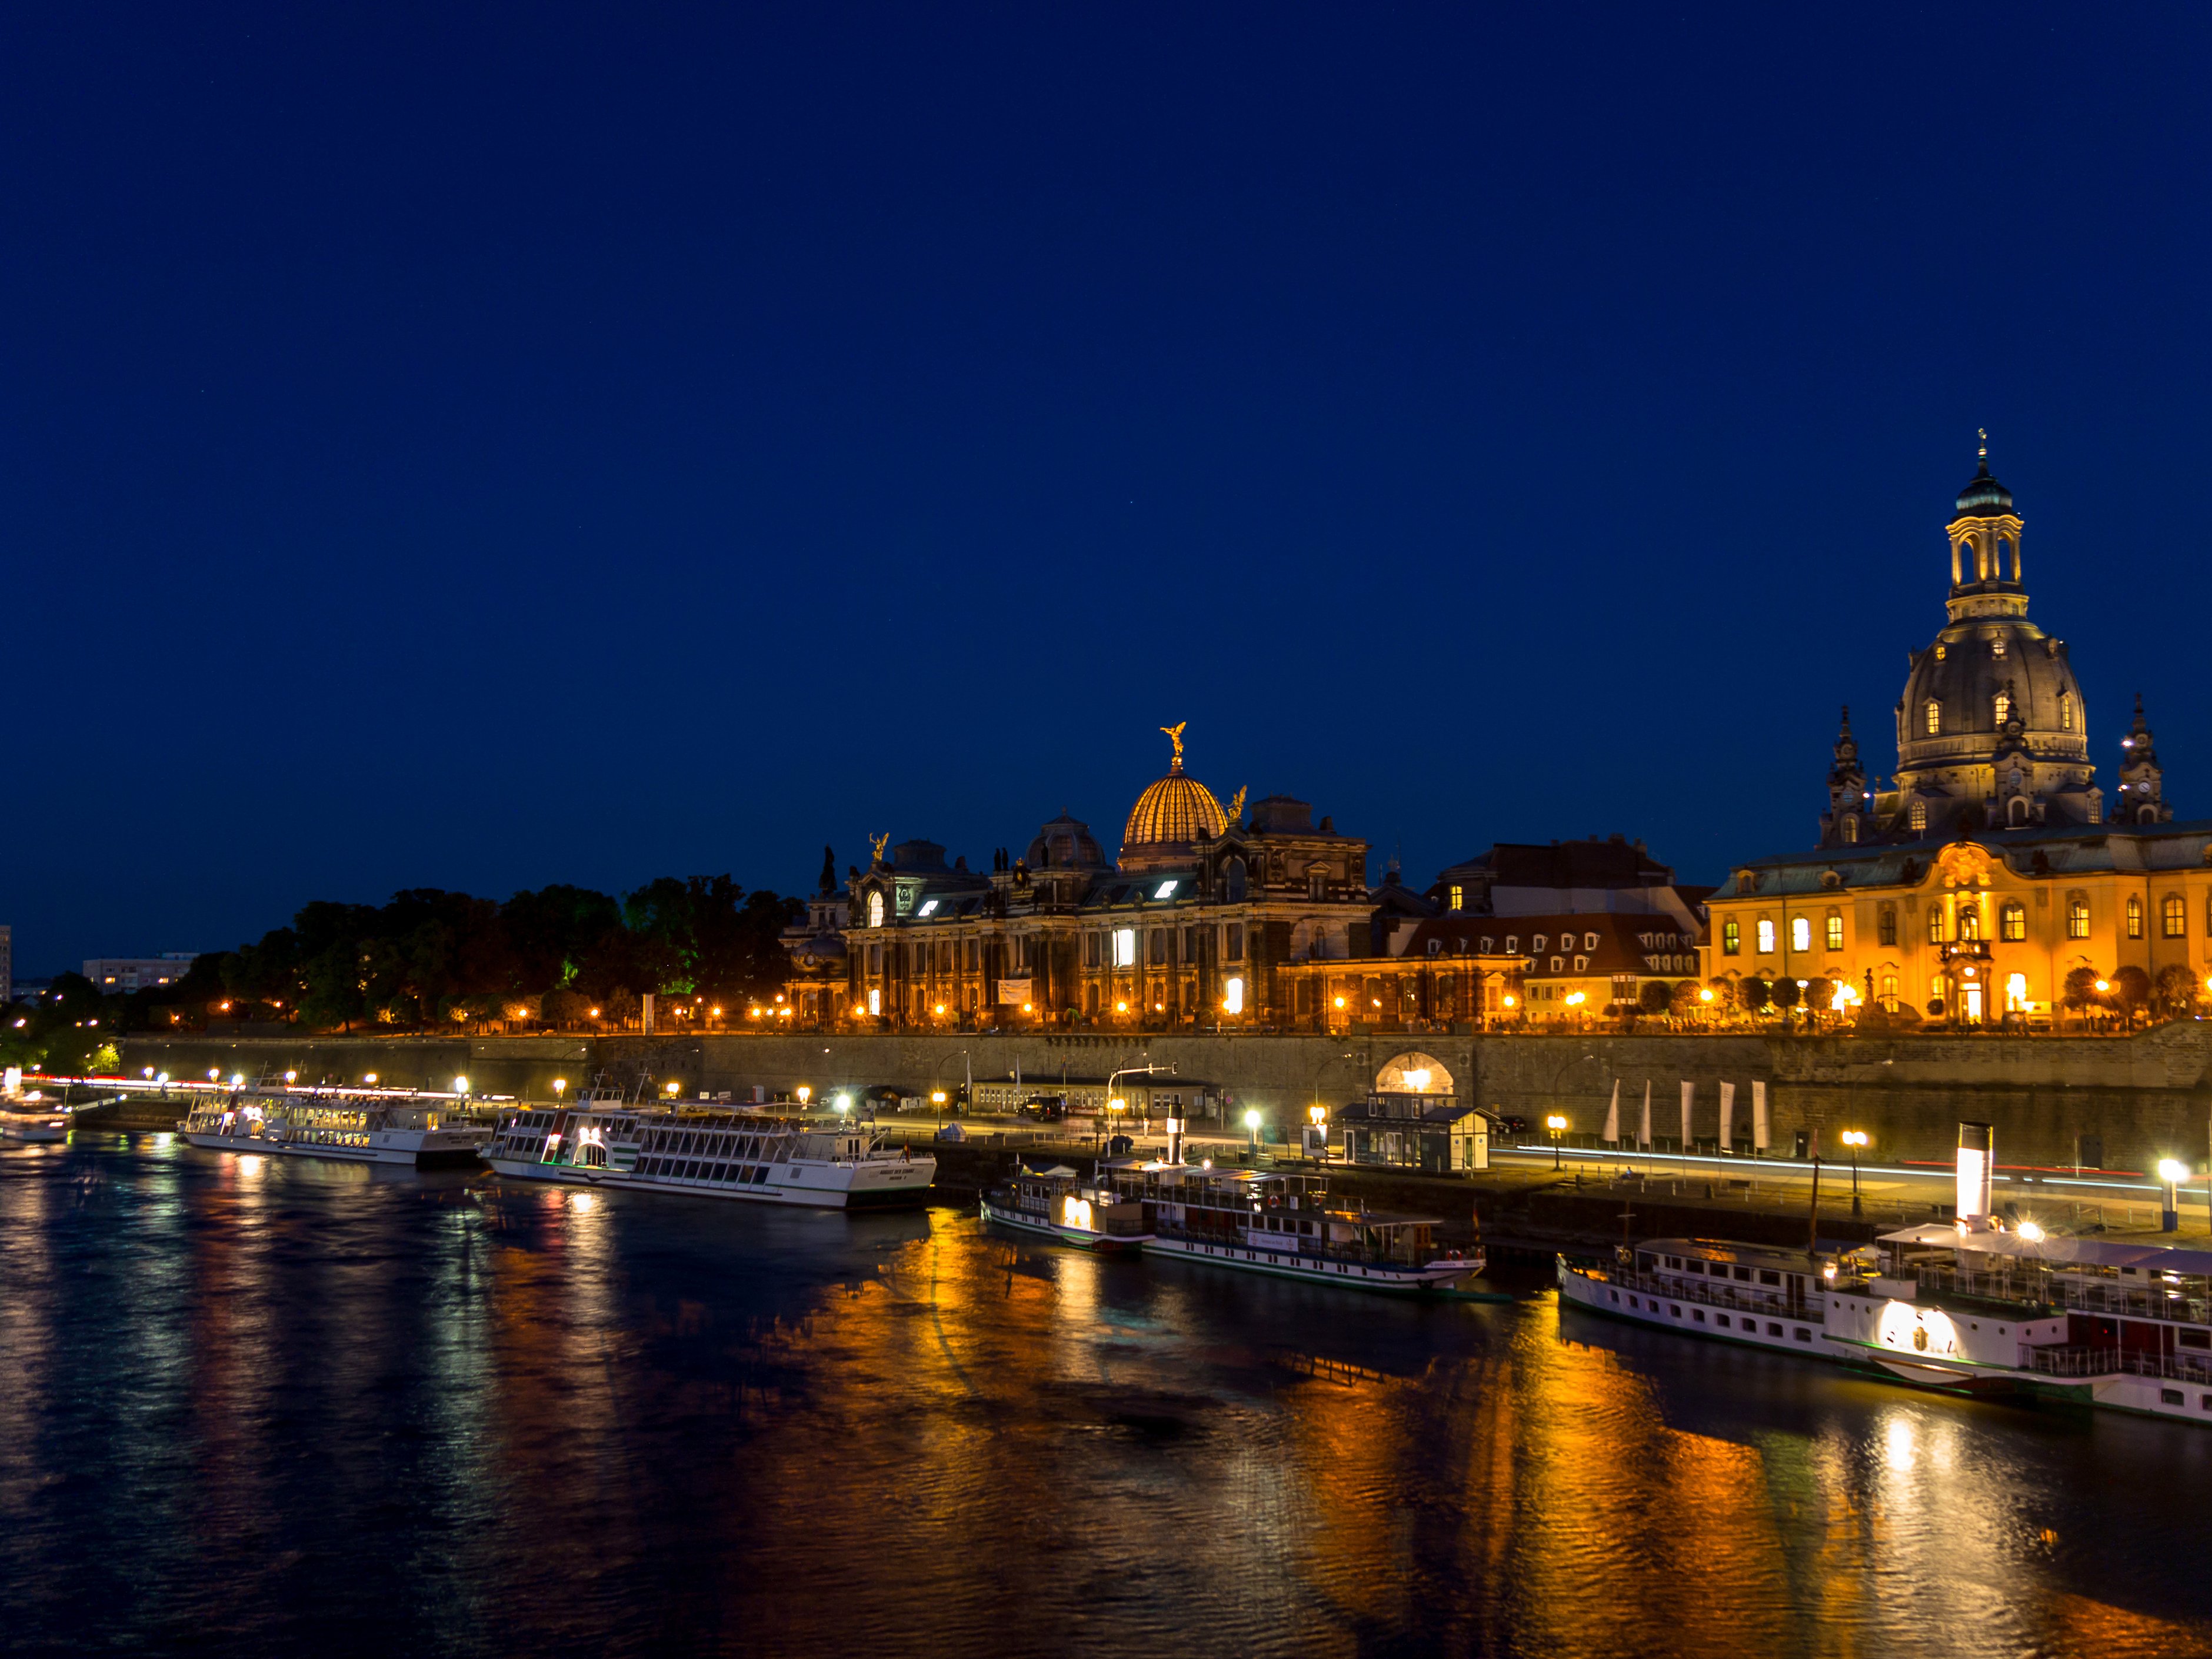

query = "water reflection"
3;1138;2211;1658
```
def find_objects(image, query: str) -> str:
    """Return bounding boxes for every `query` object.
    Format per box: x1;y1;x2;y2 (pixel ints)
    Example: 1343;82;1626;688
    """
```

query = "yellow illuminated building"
1704;447;2204;1024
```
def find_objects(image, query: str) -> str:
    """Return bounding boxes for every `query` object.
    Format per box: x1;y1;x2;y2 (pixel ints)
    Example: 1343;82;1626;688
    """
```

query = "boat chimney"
1957;1121;1994;1225
1166;1114;1184;1166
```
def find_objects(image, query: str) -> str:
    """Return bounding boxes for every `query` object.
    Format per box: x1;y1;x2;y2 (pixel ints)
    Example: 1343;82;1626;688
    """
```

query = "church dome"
1897;617;2089;774
1121;725;1227;870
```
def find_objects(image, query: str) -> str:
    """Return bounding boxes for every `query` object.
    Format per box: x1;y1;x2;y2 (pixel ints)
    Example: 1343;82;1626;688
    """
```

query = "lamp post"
1841;1129;1868;1217
1308;1102;1330;1164
1546;1112;1568;1170
1244;1108;1262;1161
2159;1158;2188;1232
1107;1062;1174;1157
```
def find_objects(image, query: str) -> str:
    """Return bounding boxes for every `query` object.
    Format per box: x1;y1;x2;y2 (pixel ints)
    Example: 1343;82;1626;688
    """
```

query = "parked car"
1016;1096;1068;1122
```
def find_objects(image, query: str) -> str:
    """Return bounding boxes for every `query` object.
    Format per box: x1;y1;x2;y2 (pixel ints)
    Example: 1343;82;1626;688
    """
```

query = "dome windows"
2060;691;2074;731
1991;637;2006;658
1993;690;2011;726
1910;801;1928;832
1925;700;1943;735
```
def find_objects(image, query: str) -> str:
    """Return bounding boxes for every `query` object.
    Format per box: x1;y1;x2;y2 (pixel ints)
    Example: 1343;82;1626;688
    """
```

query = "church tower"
1855;440;2106;841
2117;694;2172;823
1818;707;1868;847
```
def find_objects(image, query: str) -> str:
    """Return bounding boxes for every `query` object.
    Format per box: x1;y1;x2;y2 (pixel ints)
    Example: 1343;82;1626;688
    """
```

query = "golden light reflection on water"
14;1146;2212;1659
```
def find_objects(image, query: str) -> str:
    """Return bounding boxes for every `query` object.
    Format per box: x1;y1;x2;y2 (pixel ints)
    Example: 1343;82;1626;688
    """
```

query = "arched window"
1958;907;1981;942
2127;896;2143;940
1925;699;1942;735
2067;896;2090;939
1877;904;1897;947
1909;801;1928;832
1841;817;1858;843
1791;916;1811;952
2000;902;2026;941
1224;857;1247;903
1880;972;1899;1012
867;891;885;928
2060;691;2073;731
1825;911;1844;951
1993;690;2011;725
1756;918;1776;954
1722;920;1741;955
2008;797;2030;826
1991;636;2006;658
2163;894;2187;938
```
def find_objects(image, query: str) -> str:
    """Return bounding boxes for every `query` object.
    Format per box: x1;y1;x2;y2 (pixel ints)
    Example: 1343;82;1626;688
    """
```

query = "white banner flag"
996;977;1032;1006
1602;1079;1620;1144
1718;1082;1736;1152
1752;1080;1770;1151
1638;1080;1652;1150
1680;1080;1694;1151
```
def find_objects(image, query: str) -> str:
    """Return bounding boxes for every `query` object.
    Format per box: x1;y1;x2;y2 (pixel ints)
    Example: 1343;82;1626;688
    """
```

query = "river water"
5;1134;2211;1659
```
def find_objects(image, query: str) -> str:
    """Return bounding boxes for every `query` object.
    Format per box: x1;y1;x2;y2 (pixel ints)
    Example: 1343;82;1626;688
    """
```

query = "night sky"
6;5;2209;972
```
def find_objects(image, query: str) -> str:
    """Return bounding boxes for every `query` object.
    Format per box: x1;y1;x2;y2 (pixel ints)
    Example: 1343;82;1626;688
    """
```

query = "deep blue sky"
6;5;2210;972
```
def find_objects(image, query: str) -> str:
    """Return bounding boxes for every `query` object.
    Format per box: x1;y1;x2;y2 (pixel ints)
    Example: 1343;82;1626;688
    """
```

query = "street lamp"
796;1084;812;1105
552;1077;567;1098
1308;1102;1329;1163
1545;1112;1568;1170
1841;1129;1869;1216
1244;1107;1262;1160
2159;1158;2189;1232
454;1075;470;1096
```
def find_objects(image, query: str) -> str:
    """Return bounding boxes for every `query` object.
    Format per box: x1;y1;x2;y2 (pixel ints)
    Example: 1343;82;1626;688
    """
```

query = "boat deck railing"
1583;1265;1817;1322
2026;1344;2212;1384
1914;1265;2207;1327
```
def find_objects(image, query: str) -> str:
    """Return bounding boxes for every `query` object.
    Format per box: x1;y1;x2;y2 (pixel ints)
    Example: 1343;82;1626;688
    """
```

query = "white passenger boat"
182;1092;489;1167
1556;1222;2212;1423
981;1163;1152;1252
484;1102;935;1210
1;1102;69;1142
1097;1158;1490;1294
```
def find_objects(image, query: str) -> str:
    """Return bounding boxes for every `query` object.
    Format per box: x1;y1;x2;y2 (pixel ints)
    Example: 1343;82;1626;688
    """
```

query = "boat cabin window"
1734;1267;1753;1281
1665;1256;1682;1269
1758;1270;1781;1286
2183;1330;2211;1350
1681;1261;1703;1274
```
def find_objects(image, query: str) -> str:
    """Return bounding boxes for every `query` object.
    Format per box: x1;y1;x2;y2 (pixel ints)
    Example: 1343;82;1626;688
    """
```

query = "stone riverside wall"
116;1023;2212;1177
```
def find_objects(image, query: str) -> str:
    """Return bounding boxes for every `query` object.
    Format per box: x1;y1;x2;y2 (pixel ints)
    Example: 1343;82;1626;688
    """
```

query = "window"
1877;905;1897;947
2060;691;2073;731
867;891;885;928
1309;871;1326;901
916;898;938;917
2164;894;2187;939
1448;884;1464;911
1991;637;2006;658
965;938;980;971
867;988;881;1016
1928;907;1946;944
1085;932;1101;968
1791;916;1811;952
1153;880;1178;900
1925;699;1941;735
2006;972;2029;1012
2000;902;2026;941
1910;801;1927;832
1756;918;1775;954
2127;897;2144;940
1112;928;1137;968
1224;858;1247;902
1222;975;1244;1015
1880;972;1899;1012
1957;907;1980;942
1842;818;1858;844
1993;690;2011;725
1224;923;1244;962
2068;897;2090;939
1148;930;1167;965
1722;920;1740;955
1825;912;1844;951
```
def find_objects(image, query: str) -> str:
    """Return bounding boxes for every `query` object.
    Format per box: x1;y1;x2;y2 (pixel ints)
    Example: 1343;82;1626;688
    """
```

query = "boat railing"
2026;1344;2212;1384
1913;1265;2207;1326
1594;1267;1810;1321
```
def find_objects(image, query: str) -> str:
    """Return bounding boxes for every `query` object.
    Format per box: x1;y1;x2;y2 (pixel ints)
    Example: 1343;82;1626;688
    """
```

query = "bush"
1638;980;1674;1016
1771;978;1803;1012
1740;977;1772;1013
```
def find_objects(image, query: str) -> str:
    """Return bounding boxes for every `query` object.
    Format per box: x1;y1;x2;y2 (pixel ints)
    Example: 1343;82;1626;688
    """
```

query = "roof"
1638;1237;1827;1272
1407;912;1702;979
1437;838;1676;890
1880;1223;2212;1276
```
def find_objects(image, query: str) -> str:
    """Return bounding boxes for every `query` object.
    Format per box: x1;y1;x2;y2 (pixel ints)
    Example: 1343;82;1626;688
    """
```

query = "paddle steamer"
182;1091;488;1167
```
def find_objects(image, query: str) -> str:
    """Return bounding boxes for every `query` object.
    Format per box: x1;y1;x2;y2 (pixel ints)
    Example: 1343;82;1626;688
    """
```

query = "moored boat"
484;1101;935;1210
182;1091;489;1167
1097;1157;1488;1294
981;1162;1151;1251
1;1102;70;1142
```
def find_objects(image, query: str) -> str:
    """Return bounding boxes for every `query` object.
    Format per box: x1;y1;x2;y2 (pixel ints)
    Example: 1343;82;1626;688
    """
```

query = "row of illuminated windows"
1920;689;2073;737
1720;891;2211;957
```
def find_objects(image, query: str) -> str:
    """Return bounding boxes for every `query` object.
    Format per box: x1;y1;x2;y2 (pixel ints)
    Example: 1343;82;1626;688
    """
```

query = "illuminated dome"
1120;724;1228;871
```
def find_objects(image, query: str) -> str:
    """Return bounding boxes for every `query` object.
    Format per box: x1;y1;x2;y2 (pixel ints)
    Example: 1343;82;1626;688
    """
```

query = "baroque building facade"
1705;450;2202;1024
782;728;1376;1030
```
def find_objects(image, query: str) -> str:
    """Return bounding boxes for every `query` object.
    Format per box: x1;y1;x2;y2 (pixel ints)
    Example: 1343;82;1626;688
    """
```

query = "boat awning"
1879;1223;2212;1276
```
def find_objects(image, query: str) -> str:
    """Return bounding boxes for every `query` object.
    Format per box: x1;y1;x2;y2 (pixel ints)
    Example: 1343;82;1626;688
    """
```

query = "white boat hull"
2;1120;68;1142
979;1197;1150;1251
1145;1232;1481;1293
183;1128;483;1168
486;1154;935;1210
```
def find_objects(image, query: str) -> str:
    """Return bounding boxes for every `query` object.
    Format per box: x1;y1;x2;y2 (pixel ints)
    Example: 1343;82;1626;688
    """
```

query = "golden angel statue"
868;831;890;863
1160;721;1187;766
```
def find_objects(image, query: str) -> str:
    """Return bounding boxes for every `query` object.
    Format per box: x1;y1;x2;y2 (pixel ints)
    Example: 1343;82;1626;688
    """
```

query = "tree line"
79;877;805;1035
